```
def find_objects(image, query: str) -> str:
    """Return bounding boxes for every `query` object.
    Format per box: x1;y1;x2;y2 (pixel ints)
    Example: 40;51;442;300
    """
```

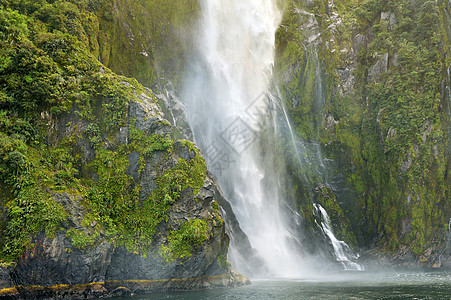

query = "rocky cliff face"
1;71;246;299
275;0;450;267
94;0;199;88
1;73;247;299
0;2;247;298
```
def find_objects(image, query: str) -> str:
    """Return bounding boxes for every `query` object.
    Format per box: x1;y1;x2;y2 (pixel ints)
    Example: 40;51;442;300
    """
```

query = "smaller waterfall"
446;67;451;122
447;218;451;253
275;91;309;182
313;204;364;271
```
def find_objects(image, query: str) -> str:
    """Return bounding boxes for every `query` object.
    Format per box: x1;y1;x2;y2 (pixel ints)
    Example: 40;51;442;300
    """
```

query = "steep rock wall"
275;0;450;266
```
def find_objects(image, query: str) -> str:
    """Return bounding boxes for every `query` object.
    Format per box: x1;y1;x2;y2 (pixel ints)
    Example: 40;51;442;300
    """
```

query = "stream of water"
182;0;310;277
313;204;363;271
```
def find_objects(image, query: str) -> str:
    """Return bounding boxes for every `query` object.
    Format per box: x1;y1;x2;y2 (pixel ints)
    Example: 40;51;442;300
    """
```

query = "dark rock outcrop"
0;80;248;299
11;232;113;287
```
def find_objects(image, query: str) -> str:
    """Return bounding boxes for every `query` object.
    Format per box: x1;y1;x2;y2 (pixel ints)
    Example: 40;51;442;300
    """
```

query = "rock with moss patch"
1;61;246;297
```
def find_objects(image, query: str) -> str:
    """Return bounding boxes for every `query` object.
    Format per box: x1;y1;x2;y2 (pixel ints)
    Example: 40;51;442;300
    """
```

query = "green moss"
211;200;219;212
71;132;207;255
346;0;447;253
159;219;209;263
0;2;210;264
66;228;99;250
0;134;69;262
275;0;449;256
129;123;172;154
95;0;200;88
149;144;206;206
217;250;230;270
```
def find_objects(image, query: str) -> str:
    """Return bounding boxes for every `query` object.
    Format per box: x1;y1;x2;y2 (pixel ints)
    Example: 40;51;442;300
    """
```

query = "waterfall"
313;204;364;271
446;66;451;122
447;218;451;253
182;0;312;277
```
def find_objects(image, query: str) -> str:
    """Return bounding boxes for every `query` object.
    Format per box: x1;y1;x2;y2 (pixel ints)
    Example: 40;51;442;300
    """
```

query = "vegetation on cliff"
275;0;450;261
0;0;213;268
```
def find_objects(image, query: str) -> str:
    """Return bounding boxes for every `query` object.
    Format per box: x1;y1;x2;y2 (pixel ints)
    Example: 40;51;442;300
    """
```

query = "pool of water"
112;270;451;299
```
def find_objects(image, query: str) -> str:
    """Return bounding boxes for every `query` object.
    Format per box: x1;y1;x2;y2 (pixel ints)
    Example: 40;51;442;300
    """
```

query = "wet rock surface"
0;85;248;299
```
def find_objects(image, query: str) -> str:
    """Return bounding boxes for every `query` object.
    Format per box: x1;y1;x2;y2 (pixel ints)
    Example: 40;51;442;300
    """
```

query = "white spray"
183;0;310;277
313;204;364;271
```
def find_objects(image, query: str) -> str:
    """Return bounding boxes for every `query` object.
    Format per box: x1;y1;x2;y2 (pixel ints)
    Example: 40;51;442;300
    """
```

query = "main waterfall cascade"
182;0;361;276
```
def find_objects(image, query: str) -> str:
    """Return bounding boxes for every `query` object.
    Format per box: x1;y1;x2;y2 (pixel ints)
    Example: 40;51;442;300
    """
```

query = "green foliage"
65;228;98;250
2;185;67;260
211;200;219;211
353;0;382;24
0;4;103;140
75;135;207;255
152;156;206;203
0;1;209;265
159;219;209;263
217;250;230;270
0;134;68;262
275;0;335;142
351;0;446;253
85;148;136;227
129;122;173;155
276;0;449;256
128;122;174;173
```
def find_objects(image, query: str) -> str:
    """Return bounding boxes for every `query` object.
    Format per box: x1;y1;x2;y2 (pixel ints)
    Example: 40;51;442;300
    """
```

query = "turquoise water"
113;270;451;299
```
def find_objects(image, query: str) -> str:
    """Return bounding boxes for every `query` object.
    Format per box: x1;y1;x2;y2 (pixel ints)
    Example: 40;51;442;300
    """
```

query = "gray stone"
129;99;165;133
156;82;194;140
401;153;412;173
11;231;114;286
105;173;231;281
0;266;12;289
126;150;140;182
337;67;356;96
368;53;389;83
381;11;397;28
352;34;365;55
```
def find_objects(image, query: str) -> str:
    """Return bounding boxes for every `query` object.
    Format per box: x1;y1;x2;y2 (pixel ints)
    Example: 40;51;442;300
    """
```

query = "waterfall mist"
180;0;364;277
181;0;313;277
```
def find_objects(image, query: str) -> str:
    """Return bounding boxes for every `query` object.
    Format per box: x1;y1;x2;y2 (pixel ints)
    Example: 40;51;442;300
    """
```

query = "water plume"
181;0;314;277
